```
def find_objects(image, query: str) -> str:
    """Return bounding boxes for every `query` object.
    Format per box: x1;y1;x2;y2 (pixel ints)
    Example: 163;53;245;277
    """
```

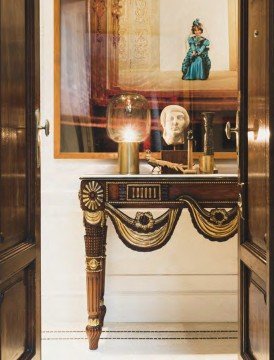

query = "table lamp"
107;93;151;174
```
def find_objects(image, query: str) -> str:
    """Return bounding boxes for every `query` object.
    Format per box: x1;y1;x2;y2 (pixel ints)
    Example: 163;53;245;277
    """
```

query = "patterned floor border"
42;329;238;341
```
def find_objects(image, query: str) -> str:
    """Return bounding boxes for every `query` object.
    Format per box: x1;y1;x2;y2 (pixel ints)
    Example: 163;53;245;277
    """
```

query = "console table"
79;174;239;350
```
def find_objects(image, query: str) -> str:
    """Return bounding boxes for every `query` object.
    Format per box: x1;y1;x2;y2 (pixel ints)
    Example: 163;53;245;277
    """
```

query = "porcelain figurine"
160;105;190;145
182;19;211;80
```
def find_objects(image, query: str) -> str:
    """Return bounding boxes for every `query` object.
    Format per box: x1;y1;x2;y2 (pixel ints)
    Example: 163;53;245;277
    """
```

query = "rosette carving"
82;181;104;211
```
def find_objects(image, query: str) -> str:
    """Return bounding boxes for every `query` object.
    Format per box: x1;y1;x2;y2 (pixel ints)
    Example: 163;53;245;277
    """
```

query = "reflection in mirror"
56;0;238;158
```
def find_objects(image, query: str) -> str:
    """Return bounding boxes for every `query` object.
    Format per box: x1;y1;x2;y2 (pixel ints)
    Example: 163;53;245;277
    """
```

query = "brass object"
187;130;194;170
89;259;99;270
82;181;104;210
200;112;215;173
225;110;240;157
88;318;100;327
38;120;50;136
225;121;239;140
199;155;214;174
201;112;215;156
146;150;197;174
225;110;240;154
127;184;161;201
134;212;155;231
86;256;103;272
209;209;229;225
36;108;50;136
118;142;139;174
84;211;106;226
35;108;50;169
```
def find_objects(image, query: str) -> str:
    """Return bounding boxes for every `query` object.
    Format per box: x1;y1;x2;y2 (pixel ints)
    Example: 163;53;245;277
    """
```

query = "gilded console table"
79;174;239;349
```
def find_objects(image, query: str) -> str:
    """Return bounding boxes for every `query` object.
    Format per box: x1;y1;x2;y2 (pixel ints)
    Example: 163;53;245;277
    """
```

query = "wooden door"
239;0;274;358
0;0;41;359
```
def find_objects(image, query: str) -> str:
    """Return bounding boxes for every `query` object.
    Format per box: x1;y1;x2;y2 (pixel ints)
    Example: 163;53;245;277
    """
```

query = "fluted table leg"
84;211;107;350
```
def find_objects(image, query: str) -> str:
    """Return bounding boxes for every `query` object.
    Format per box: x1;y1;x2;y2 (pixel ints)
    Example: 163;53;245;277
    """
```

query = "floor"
42;323;239;359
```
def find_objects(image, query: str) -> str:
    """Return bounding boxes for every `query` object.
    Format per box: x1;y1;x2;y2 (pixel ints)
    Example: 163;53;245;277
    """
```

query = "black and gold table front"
79;175;239;350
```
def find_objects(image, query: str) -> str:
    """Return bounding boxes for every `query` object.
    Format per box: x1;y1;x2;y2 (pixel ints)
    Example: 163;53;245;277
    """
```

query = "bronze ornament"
105;203;182;251
86;256;104;272
178;195;238;242
134;211;155;231
209;209;229;225
84;211;106;226
88;318;100;327
82;181;104;211
103;196;238;249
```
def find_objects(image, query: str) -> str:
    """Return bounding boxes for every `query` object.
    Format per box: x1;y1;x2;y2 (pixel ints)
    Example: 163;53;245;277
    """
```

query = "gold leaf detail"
82;181;104;210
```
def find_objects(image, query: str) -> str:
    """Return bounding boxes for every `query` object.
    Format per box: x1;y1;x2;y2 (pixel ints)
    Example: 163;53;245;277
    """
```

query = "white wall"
160;0;230;71
41;0;237;331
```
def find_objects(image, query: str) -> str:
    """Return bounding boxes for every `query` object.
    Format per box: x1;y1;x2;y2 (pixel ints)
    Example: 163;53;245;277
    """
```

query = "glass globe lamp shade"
107;93;151;174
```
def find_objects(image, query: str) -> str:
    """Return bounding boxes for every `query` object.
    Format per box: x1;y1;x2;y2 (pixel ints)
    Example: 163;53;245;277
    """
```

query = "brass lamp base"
199;155;215;174
118;142;139;174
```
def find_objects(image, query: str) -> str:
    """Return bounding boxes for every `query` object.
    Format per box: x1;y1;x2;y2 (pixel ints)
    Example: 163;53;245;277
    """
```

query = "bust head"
160;105;190;145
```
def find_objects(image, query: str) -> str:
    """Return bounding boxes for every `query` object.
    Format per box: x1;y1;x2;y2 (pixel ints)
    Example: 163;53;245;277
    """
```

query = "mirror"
55;0;238;159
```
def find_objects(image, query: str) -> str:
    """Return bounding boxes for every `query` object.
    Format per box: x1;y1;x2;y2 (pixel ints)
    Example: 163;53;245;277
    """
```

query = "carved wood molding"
81;181;104;211
80;179;238;250
105;203;182;252
177;195;239;242
111;0;122;47
104;197;238;252
91;0;107;42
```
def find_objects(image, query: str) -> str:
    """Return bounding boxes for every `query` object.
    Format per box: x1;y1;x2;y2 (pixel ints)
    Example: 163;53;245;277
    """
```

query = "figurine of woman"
181;19;211;80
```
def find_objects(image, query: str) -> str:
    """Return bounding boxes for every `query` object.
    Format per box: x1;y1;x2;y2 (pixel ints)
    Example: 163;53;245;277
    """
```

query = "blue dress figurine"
182;19;211;80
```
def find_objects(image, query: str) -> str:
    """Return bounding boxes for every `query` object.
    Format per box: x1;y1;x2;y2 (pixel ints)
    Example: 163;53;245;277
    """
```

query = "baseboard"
42;274;238;330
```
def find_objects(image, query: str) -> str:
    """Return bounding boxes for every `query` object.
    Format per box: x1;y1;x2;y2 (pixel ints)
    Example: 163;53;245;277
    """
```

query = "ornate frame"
54;0;238;159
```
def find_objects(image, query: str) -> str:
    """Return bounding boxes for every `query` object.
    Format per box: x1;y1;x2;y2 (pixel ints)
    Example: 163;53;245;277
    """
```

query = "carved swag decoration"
80;181;238;253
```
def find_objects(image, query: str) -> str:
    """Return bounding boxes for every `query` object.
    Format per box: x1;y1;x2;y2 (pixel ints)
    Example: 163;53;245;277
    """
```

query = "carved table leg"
84;210;107;350
99;227;107;327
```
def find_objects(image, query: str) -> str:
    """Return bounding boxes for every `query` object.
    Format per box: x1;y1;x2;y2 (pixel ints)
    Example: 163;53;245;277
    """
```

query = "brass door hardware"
254;29;259;37
38;120;50;136
36;108;50;136
35;109;50;168
225;111;240;157
35;109;50;136
225;121;239;140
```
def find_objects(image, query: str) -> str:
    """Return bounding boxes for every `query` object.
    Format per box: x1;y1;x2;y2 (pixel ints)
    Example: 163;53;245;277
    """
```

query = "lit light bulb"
122;126;137;142
106;93;151;174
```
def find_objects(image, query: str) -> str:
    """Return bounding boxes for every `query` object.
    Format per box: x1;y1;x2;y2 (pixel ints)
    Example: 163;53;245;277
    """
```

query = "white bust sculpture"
160;105;190;145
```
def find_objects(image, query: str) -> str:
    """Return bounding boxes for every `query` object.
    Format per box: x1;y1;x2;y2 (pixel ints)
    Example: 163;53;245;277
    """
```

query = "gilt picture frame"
54;0;238;159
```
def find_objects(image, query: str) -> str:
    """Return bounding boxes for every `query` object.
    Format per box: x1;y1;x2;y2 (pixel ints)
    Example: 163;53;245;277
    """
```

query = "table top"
80;174;238;180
